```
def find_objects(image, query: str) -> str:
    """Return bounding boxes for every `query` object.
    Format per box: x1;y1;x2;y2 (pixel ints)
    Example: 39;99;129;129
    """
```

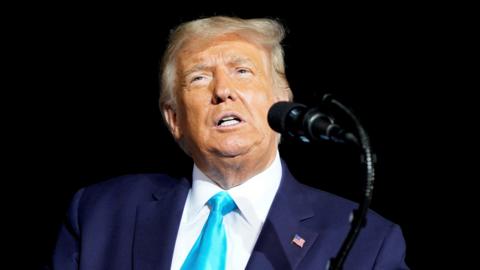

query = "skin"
163;34;288;189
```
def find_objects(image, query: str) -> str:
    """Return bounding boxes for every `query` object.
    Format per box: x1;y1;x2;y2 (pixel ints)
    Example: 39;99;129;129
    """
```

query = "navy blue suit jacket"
51;162;408;269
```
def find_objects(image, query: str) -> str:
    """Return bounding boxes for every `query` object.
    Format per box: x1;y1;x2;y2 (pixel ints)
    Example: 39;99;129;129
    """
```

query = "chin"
214;147;249;158
212;139;254;158
209;132;270;157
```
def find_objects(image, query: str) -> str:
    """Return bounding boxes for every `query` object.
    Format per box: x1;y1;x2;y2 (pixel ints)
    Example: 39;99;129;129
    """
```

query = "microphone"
268;101;355;144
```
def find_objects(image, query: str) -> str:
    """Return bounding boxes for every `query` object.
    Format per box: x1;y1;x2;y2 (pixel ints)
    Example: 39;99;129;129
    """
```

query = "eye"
189;74;213;86
191;76;205;83
236;68;253;77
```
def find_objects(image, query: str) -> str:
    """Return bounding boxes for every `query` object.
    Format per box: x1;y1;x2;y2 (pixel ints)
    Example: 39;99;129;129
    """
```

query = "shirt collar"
188;151;283;227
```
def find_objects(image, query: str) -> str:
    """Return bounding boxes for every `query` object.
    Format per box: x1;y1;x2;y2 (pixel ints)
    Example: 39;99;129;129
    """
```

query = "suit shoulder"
77;173;184;206
298;183;394;228
88;173;180;191
298;182;356;211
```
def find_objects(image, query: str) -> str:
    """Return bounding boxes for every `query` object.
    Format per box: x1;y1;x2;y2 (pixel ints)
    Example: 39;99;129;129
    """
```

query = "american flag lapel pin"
291;234;306;248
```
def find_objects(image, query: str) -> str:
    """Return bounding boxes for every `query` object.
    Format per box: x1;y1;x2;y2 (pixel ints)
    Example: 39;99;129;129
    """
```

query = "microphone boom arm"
325;95;375;270
267;96;376;269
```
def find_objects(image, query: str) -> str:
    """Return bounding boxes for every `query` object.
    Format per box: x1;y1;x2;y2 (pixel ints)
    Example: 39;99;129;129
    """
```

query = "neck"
195;148;278;189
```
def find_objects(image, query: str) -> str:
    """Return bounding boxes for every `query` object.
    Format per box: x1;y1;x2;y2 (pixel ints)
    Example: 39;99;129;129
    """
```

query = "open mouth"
215;112;244;128
217;116;242;127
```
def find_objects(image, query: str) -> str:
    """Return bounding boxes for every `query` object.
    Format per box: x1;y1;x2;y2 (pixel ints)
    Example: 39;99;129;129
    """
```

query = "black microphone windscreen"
267;101;306;133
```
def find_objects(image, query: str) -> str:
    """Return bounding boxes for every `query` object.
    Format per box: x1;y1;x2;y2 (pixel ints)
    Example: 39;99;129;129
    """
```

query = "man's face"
164;35;287;165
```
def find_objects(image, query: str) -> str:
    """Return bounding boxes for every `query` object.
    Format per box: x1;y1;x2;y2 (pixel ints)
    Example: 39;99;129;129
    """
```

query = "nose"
212;70;237;104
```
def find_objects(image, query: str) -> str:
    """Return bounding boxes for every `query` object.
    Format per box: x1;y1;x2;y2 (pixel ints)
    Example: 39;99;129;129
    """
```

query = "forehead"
177;34;269;71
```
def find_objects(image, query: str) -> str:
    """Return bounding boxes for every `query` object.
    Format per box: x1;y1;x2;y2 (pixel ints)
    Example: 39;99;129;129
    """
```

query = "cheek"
247;98;275;131
179;97;210;132
250;89;275;111
242;83;275;104
239;85;275;117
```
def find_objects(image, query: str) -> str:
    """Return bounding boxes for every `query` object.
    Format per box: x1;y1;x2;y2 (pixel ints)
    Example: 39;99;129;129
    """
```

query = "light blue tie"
181;191;237;270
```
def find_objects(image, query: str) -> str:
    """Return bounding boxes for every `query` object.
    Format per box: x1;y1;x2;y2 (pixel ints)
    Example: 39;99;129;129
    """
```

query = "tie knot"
208;191;236;216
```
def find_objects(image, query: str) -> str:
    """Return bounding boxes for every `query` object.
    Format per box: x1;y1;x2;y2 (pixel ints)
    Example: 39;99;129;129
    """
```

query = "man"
51;16;408;269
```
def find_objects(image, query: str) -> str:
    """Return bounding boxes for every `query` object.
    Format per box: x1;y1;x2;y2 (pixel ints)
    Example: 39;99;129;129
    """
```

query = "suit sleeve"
50;188;85;270
373;223;410;269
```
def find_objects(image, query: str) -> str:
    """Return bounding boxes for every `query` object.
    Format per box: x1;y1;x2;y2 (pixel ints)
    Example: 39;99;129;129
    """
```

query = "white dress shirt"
170;151;283;270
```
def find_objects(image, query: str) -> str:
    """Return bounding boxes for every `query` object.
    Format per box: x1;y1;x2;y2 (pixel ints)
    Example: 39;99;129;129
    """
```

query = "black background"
11;5;469;269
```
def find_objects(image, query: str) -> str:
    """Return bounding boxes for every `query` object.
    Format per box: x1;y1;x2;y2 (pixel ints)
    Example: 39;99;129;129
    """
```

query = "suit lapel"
133;178;190;270
246;163;319;270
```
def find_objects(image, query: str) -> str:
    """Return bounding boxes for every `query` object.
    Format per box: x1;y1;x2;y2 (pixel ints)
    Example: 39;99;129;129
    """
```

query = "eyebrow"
184;64;211;77
183;56;256;77
228;56;255;68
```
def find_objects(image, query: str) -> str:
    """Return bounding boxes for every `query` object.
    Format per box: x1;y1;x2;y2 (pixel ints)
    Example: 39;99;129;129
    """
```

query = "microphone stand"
322;95;376;270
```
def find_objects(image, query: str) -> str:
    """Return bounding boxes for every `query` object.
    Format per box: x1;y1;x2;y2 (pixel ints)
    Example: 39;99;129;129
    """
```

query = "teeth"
218;116;240;126
217;115;241;126
222;116;236;121
219;119;240;126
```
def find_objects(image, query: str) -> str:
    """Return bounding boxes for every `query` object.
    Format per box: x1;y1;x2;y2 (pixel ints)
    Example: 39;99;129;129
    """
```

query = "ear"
273;87;291;103
162;104;182;141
